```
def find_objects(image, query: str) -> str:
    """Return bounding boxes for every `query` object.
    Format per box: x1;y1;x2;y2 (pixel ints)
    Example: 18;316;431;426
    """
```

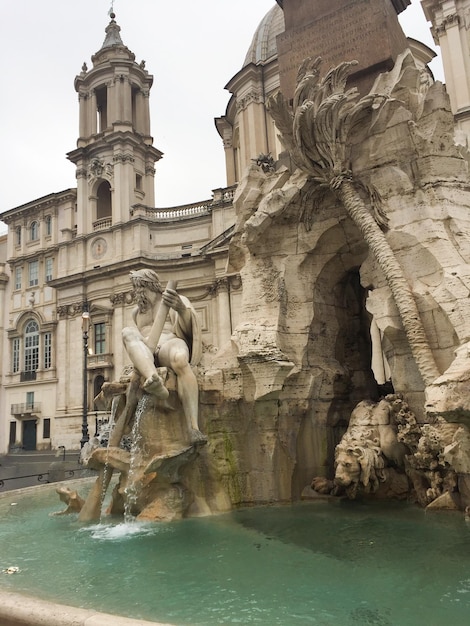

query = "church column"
0;266;9;377
110;292;128;375
216;279;232;346
112;154;134;223
236;100;249;173
78;91;88;139
113;75;123;121
122;76;132;122
133;89;143;134
89;90;97;136
144;164;156;207
107;79;116;129
75;164;88;236
141;89;151;137
222;132;236;187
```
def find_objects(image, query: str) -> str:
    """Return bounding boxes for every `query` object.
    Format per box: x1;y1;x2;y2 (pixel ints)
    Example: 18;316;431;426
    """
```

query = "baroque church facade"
0;0;468;453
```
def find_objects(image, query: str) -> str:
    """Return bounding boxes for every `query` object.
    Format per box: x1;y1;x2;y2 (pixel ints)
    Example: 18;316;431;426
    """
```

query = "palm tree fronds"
267;92;293;144
294;56;323;110
320;60;359;98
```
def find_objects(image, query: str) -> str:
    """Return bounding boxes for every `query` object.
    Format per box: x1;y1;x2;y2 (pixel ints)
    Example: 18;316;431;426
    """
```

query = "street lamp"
80;308;91;448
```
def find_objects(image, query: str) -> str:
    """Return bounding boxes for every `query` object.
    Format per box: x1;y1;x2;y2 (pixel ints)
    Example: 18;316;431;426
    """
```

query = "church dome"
243;5;285;67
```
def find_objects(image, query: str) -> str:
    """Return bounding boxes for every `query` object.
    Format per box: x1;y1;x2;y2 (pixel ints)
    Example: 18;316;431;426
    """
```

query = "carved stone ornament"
87;158;113;181
110;291;134;306
113;153;136;164
236;89;263;112
56;301;86;319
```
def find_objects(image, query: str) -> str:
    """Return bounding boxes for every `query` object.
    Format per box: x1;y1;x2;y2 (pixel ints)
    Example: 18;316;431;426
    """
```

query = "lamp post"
80;308;90;448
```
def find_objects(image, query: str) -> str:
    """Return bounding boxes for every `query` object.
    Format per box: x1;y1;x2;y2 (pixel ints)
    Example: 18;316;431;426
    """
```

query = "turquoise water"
1;486;470;625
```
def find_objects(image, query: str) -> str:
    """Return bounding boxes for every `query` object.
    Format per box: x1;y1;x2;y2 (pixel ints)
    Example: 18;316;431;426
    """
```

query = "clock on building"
91;237;107;259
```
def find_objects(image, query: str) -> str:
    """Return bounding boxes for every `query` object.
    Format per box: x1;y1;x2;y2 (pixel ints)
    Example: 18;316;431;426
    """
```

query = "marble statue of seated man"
122;268;205;444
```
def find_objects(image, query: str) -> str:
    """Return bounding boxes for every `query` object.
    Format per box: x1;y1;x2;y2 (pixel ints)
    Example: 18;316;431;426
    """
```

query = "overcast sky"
0;0;442;234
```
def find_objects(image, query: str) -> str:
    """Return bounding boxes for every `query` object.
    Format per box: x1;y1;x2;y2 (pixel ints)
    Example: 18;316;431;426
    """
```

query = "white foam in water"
80;521;167;541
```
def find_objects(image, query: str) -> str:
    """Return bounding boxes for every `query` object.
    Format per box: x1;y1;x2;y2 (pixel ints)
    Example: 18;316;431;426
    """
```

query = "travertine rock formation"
198;50;470;508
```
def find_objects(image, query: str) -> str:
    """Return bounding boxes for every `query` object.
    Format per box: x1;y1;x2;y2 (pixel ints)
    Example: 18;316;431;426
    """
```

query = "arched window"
45;215;52;236
24;320;39;373
30;221;39;241
93;375;105;411
11;318;54;378
15;226;21;246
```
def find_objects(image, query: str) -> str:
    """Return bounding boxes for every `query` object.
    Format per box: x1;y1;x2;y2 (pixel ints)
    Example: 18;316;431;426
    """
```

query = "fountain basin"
1;480;470;625
0;590;171;626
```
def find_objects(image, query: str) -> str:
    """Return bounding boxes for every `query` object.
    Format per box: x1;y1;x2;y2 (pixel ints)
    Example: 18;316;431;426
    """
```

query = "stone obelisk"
276;0;411;99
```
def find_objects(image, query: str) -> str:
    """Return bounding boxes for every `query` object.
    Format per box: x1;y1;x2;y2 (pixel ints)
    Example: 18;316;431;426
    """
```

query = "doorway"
22;420;37;450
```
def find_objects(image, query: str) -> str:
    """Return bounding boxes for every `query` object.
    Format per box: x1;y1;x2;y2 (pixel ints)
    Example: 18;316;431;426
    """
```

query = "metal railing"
0;466;94;490
11;402;42;414
20;371;36;382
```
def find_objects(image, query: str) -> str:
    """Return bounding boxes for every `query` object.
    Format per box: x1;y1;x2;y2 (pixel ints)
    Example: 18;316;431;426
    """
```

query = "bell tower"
67;11;162;235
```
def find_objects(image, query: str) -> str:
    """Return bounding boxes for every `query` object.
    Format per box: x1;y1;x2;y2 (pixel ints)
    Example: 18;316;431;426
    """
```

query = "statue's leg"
158;339;206;444
108;373;140;447
122;327;168;399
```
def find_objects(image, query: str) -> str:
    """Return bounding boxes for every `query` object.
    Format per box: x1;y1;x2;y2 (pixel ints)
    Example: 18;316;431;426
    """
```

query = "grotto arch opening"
293;249;392;494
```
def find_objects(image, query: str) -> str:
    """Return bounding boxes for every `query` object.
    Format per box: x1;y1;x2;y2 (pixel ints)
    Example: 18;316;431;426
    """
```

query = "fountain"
2;37;470;626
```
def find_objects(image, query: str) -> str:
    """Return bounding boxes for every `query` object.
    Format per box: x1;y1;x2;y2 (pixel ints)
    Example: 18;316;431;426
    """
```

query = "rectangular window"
25;334;39;372
94;322;106;355
9;422;17;446
44;332;52;369
26;391;34;411
43;418;51;439
45;258;53;282
12;338;20;373
28;260;39;287
15;266;22;290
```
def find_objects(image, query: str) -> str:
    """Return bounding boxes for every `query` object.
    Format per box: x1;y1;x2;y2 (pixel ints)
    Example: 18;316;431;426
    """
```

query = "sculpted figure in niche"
122;268;205;444
311;395;419;499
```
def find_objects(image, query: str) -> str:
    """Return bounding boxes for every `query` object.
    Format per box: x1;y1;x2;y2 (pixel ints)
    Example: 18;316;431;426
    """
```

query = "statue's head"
129;269;163;293
130;269;163;312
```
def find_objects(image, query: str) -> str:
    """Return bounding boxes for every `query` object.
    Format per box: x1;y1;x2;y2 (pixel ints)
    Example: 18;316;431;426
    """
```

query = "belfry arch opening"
95;86;108;132
96;180;112;222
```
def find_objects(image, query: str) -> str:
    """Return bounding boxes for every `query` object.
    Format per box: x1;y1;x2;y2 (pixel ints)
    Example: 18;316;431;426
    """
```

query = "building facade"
0;14;241;452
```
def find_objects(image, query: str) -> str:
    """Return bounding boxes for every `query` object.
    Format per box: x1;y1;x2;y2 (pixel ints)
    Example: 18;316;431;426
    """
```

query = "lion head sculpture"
334;427;386;499
310;395;419;500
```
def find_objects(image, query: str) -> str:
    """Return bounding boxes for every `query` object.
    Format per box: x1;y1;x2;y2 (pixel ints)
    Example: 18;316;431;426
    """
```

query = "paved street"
0;449;88;492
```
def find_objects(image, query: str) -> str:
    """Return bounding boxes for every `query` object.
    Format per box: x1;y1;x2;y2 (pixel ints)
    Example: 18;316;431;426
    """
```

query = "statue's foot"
189;428;208;446
143;374;169;400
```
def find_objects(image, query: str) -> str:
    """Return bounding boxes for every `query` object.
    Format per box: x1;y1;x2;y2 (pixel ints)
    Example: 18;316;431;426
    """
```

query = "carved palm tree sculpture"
268;57;440;386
